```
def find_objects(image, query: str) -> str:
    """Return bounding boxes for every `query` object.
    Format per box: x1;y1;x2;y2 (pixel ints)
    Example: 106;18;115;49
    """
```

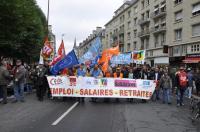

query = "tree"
0;0;47;62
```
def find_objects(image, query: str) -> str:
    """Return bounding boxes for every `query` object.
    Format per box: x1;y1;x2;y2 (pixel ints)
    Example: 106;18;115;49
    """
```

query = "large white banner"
47;76;156;100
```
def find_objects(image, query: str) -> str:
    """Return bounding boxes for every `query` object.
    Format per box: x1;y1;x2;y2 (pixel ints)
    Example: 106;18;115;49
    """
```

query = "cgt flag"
42;37;53;59
50;50;79;75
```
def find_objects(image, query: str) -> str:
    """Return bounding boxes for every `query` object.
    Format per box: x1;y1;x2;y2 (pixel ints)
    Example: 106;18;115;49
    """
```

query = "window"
154;5;159;15
182;45;187;54
134;6;138;14
120;45;124;52
160;1;166;12
175;10;183;21
175;29;182;40
141;1;145;9
141;13;145;20
192;23;200;36
128;10;131;18
134;17;137;25
141;39;145;49
173;46;180;54
127;32;131;40
146;10;150;18
133;42;137;49
191;44;200;53
155;35;159;47
192;2;200;16
134;30;137;38
127;21;131;29
150;51;153;56
127;43;131;51
174;0;182;5
161;33;166;45
146;0;150;6
146;38;149;49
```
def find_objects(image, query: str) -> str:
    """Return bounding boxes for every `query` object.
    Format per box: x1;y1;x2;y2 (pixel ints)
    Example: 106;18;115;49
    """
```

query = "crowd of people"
0;58;200;107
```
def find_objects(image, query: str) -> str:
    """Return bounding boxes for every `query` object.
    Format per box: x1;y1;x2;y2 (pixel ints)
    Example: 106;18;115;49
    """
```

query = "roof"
105;0;138;27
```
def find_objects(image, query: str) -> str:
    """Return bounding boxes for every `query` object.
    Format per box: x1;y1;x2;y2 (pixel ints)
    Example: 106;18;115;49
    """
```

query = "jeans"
14;83;25;101
185;87;192;98
152;89;160;101
162;88;171;103
25;83;32;93
177;87;186;105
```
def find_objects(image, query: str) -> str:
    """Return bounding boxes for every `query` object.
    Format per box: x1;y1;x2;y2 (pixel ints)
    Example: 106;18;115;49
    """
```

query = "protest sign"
47;76;156;99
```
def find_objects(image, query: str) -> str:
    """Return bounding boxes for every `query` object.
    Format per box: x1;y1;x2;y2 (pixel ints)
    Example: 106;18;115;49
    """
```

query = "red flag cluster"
49;40;65;66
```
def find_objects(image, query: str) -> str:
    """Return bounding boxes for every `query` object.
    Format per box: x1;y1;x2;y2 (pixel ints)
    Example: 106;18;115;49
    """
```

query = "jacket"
113;72;123;78
159;75;172;89
0;65;10;85
13;65;26;84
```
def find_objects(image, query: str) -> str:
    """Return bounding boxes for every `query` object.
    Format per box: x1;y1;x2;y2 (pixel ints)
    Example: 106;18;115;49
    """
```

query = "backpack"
178;72;187;87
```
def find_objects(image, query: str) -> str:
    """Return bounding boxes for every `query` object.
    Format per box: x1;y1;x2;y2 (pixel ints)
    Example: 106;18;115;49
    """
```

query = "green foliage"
0;0;47;62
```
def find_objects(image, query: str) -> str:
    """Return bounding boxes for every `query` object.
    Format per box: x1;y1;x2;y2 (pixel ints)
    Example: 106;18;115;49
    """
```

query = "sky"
36;0;123;53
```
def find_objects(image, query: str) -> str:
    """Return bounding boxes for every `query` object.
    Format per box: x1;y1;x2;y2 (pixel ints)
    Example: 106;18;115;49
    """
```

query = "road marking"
52;102;79;126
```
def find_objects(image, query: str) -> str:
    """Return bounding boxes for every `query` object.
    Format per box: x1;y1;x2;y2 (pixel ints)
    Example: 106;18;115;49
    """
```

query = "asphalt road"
0;94;199;132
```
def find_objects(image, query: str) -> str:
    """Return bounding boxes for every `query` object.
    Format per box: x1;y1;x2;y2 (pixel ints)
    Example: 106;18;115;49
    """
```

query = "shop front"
182;54;200;70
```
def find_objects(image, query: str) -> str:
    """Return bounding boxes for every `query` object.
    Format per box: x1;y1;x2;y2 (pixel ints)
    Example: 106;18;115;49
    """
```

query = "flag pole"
47;0;50;34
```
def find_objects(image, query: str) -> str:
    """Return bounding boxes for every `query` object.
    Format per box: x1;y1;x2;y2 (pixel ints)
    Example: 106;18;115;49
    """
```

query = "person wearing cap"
0;60;11;104
175;66;188;106
12;59;26;103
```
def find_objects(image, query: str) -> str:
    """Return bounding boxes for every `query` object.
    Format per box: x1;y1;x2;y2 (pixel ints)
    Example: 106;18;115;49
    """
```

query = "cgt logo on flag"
42;38;53;58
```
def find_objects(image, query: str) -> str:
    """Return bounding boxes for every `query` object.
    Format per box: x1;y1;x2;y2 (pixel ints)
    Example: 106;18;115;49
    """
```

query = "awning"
192;3;200;13
182;58;200;63
160;4;166;9
154;8;159;12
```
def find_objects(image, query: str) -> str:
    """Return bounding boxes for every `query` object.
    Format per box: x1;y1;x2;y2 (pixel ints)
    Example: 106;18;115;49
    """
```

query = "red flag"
42;37;53;59
49;40;65;66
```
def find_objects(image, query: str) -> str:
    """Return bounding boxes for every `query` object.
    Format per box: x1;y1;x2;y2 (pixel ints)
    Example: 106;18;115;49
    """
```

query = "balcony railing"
151;25;166;34
138;30;150;38
138;18;150;25
151;9;166;19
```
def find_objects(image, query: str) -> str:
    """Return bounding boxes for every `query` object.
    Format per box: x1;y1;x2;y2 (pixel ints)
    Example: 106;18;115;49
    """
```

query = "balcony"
119;39;124;44
138;18;150;25
138;29;150;38
151;25;166;34
151;9;166;19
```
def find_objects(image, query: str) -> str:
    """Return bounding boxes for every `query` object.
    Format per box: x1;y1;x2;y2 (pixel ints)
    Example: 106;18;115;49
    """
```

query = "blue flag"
79;37;102;64
50;50;79;75
110;53;132;64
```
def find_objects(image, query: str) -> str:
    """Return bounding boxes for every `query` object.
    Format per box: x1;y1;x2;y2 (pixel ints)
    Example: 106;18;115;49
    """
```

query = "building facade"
76;27;105;58
104;0;200;67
